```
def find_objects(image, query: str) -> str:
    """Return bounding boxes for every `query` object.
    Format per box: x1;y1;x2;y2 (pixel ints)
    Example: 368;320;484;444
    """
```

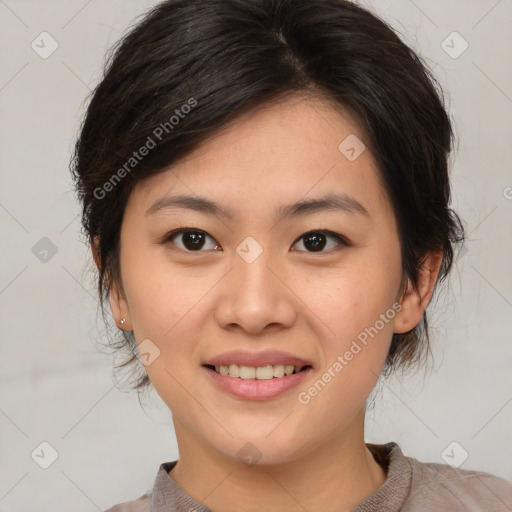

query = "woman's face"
110;95;410;464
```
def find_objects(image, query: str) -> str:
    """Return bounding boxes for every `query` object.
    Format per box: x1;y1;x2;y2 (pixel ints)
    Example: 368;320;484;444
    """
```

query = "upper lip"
203;350;313;368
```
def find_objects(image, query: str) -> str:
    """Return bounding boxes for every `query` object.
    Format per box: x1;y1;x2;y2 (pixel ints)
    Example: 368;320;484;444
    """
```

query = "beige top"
104;442;512;511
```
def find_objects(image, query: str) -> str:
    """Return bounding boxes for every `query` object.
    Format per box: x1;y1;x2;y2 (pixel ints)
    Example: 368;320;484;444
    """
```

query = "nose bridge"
235;245;274;297
214;236;296;333
233;232;273;281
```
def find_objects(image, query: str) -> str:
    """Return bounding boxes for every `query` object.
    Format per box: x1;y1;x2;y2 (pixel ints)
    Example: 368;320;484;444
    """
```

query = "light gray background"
1;0;511;510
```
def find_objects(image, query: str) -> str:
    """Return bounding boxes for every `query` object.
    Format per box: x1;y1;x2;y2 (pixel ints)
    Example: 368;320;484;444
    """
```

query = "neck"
168;411;387;512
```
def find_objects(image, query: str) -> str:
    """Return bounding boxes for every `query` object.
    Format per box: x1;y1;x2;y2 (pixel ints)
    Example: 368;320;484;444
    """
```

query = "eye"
291;230;349;253
163;228;220;252
162;228;349;253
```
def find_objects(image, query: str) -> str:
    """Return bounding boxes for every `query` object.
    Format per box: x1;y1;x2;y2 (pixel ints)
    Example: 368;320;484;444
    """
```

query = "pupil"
183;231;205;250
304;233;326;252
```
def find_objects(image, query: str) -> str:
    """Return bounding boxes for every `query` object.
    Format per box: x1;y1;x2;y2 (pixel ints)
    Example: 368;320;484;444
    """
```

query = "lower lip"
203;366;313;401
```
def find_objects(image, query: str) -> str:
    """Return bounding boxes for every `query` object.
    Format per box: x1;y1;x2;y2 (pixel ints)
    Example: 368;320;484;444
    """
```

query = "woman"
70;0;512;510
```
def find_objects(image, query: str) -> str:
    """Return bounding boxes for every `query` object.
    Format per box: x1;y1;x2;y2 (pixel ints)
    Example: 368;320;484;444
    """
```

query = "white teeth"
228;364;239;377
255;365;274;380
273;364;285;378
239;366;256;379
212;363;307;379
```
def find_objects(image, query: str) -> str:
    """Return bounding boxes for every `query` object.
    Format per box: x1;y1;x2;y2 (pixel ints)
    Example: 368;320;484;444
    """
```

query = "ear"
108;281;133;331
91;236;101;270
393;250;443;334
91;236;133;331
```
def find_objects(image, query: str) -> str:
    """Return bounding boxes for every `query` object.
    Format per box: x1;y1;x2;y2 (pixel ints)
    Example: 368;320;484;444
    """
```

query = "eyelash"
161;227;350;254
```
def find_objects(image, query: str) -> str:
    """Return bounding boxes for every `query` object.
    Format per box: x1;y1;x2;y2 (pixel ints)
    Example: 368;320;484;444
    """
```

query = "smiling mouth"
203;364;312;380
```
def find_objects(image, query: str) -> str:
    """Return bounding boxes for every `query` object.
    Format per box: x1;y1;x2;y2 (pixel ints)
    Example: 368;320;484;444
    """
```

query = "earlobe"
393;250;443;334
109;284;133;331
92;237;132;330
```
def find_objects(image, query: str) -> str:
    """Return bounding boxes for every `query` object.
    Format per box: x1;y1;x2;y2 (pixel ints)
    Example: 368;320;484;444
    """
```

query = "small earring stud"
120;318;126;325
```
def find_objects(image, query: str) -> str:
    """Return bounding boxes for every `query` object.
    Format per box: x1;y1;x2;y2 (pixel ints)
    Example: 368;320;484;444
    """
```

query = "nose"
214;246;297;335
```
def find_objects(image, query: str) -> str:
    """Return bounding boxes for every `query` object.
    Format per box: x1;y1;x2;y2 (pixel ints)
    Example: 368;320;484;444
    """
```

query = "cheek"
292;259;400;417
121;242;207;335
121;253;212;407
294;274;397;422
299;256;400;350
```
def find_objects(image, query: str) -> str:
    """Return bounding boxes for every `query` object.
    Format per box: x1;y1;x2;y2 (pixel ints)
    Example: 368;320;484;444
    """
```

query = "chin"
207;426;313;467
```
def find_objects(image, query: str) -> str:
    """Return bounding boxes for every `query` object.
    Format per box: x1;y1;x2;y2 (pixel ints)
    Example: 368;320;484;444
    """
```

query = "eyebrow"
145;192;369;220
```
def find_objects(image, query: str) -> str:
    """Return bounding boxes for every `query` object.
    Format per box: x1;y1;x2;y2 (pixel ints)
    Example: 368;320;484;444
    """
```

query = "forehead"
128;95;393;222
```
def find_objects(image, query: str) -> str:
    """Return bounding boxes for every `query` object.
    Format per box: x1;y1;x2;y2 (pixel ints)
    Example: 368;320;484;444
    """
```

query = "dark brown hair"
71;0;465;395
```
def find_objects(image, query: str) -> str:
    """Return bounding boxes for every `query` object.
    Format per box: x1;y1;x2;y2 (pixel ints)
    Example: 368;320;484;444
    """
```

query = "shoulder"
403;453;512;511
103;492;151;512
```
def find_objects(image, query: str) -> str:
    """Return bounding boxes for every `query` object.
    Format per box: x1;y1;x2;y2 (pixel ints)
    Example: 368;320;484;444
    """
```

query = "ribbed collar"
352;442;412;511
150;442;412;512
